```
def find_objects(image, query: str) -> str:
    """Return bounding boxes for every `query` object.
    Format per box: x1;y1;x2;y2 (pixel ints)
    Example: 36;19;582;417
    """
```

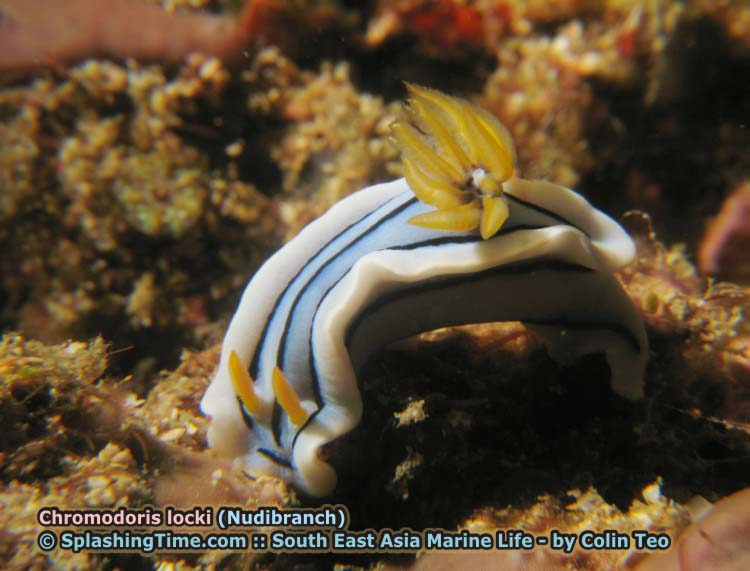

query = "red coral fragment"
366;0;514;56
615;28;638;59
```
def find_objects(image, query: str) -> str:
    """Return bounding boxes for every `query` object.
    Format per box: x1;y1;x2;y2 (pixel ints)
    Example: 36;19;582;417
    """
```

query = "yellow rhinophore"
392;83;517;239
228;350;261;415
480;196;509;239
272;367;310;427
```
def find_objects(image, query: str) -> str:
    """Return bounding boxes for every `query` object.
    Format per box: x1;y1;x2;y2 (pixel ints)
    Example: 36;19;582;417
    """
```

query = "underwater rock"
0;335;293;571
481;33;594;188
272;61;401;237
0;0;283;72
0;53;278;354
0;106;39;220
385;482;690;571
0;334;115;480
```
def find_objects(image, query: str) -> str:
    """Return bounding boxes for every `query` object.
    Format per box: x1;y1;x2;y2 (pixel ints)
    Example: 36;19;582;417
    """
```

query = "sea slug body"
201;85;648;497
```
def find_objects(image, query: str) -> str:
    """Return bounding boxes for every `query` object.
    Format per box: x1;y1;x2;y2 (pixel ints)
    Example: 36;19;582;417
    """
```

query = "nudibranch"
201;85;648;497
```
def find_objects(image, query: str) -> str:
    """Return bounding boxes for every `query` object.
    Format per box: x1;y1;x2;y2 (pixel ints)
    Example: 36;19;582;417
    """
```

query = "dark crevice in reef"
348;36;496;104
278;321;750;570
308;340;639;536
583;14;750;252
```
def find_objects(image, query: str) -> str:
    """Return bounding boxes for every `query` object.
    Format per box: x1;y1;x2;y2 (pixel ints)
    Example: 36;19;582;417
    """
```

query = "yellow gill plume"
391;83;516;239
